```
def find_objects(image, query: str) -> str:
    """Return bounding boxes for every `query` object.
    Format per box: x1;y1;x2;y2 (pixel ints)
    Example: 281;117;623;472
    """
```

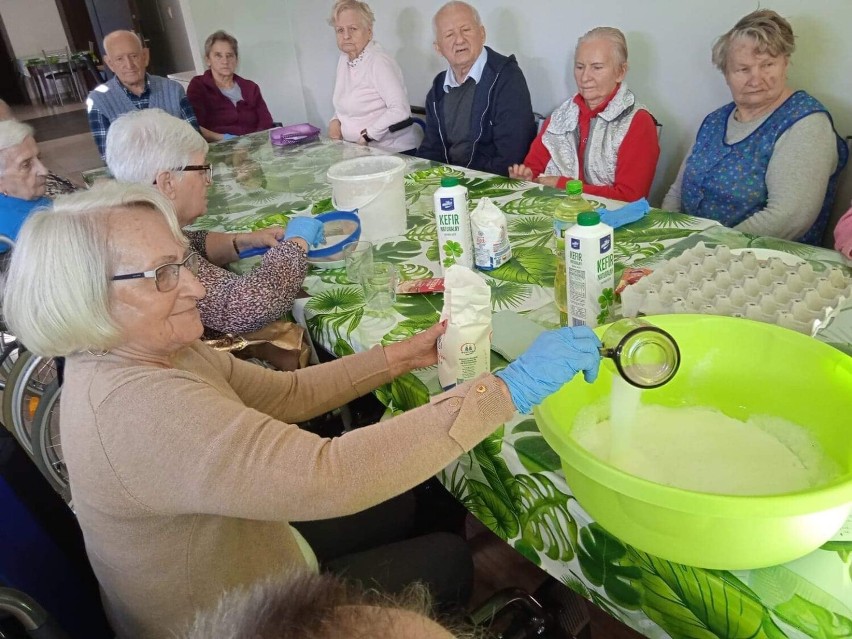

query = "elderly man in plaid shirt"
87;31;202;159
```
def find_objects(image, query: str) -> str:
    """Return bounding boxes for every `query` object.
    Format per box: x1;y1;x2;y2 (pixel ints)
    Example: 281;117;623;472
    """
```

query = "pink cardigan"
332;41;420;152
834;205;852;258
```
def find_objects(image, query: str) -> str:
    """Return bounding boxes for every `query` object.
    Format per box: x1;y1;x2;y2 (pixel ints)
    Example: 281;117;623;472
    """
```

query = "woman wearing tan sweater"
3;182;601;639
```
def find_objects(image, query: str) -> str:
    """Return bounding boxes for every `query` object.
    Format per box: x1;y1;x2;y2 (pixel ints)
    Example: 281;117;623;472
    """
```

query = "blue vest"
681;91;848;245
88;74;186;124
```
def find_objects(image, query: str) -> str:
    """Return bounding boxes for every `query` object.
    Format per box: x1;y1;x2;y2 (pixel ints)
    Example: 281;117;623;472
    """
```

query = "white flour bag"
470;197;512;271
438;265;492;389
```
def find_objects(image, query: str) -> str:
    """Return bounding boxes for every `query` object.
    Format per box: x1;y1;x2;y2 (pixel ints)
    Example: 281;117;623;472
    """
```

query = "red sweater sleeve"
523;118;551;179
583;109;660;201
522;118;572;190
186;76;210;130
246;80;274;131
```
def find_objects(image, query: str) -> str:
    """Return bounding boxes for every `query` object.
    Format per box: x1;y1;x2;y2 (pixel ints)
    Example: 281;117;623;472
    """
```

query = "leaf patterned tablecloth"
84;132;852;639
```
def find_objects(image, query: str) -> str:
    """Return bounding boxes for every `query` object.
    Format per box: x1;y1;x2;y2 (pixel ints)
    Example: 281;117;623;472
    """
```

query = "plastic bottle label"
553;219;571;240
473;225;512;270
434;187;473;271
566;227;614;327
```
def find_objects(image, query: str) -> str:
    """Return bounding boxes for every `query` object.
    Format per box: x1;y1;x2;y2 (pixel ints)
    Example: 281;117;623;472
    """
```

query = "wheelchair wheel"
2;352;58;457
31;380;70;503
0;337;20;392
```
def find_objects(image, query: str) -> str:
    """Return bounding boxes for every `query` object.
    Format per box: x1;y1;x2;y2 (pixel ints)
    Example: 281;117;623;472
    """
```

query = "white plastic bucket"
327;156;407;243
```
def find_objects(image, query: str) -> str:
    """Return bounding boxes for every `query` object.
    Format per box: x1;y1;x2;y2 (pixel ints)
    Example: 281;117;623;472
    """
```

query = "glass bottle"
599;318;681;388
552;180;590;322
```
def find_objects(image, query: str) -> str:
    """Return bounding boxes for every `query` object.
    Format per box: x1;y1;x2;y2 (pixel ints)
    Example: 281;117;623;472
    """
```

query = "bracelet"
232;234;240;254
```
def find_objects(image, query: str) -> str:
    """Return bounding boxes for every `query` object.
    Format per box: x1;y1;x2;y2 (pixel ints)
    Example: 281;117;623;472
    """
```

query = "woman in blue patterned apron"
662;9;847;245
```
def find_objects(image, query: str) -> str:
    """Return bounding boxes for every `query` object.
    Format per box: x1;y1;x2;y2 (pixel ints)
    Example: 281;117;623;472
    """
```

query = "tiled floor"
11;102;103;188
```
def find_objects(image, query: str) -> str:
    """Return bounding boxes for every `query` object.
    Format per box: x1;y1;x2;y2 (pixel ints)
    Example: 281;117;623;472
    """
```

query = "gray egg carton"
621;242;852;334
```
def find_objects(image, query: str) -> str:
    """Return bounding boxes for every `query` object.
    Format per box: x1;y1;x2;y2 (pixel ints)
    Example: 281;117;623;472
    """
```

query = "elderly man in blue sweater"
86;31;201;159
417;1;536;176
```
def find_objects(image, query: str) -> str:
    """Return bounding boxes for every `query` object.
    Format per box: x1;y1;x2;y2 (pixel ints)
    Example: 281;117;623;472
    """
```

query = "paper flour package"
470;197;512;271
438;265;492;389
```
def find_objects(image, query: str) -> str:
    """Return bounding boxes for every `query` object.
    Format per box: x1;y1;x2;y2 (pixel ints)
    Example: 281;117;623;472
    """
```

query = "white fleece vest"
542;83;646;186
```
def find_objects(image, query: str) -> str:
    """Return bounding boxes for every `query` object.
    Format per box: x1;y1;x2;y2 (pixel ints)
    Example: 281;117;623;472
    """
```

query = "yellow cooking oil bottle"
552;180;591;322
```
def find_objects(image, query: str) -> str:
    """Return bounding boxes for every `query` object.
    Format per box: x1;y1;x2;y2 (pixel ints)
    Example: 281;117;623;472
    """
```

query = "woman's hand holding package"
496;326;602;414
385;322;446;378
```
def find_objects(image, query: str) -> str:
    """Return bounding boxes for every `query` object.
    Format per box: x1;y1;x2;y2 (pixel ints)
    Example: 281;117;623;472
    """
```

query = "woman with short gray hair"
509;26;660;201
2;180;601;639
0;120;49;250
662;9;847;244
105;108;323;336
327;0;420;152
187;30;274;140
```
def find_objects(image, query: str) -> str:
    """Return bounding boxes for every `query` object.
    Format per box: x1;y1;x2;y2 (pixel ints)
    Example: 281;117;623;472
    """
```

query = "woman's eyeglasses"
111;252;201;292
153;164;213;185
181;164;213;184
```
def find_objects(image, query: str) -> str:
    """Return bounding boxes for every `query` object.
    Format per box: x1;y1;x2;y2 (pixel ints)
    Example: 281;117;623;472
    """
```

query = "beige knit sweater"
61;342;515;639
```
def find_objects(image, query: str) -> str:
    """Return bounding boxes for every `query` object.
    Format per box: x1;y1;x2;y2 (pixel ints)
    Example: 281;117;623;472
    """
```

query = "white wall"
180;0;852;233
0;0;69;59
182;0;308;124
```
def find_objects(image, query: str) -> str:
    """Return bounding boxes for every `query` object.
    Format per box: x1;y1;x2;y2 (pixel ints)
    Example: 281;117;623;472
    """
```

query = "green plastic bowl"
534;315;852;569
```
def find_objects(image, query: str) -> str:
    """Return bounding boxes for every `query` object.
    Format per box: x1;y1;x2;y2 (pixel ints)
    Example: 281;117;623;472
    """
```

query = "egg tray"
621;242;852;334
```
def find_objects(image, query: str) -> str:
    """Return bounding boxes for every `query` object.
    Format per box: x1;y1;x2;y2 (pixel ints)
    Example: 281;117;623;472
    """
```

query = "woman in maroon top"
187;31;274;141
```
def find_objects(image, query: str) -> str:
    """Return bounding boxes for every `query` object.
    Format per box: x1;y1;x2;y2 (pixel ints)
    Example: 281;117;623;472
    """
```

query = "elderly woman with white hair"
105;108;323;335
0;100;76;199
662;9;847;244
2;181;600;638
327;0;420;152
509;27;659;201
0;120;50;249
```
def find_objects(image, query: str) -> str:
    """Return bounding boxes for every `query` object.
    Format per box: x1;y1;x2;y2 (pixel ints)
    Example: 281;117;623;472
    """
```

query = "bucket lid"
326;155;406;180
441;176;460;187
578;211;601;226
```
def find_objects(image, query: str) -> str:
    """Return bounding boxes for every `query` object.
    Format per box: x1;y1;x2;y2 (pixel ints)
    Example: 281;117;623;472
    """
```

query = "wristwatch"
360;129;372;143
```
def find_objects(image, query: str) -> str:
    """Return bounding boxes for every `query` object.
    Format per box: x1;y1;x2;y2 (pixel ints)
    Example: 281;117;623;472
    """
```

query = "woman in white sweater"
327;0;421;153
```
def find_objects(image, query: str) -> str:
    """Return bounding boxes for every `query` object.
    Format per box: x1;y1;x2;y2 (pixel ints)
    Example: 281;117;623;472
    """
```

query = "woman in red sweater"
187;31;274;142
509;27;659;202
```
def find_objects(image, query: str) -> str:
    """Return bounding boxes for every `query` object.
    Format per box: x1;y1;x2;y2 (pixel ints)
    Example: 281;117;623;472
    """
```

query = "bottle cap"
566;179;583;195
577;210;600;226
440;176;460;187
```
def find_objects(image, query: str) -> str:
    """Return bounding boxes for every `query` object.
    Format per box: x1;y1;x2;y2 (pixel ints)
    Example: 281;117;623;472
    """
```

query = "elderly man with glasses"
105;108;324;336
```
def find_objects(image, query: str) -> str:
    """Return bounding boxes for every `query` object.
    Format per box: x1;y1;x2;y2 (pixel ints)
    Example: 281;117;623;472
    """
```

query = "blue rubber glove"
284;216;325;247
599;198;650;229
222;133;237;140
495;326;602;414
